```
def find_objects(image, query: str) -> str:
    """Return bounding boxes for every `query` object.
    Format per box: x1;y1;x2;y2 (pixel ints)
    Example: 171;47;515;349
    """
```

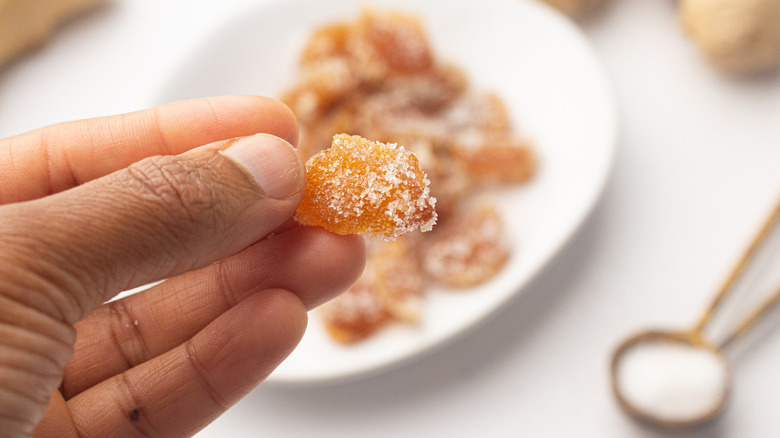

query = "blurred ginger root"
0;0;104;68
538;0;604;18
680;0;780;75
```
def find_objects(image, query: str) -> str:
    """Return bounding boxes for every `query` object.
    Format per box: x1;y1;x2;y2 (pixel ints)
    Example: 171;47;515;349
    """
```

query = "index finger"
0;95;298;204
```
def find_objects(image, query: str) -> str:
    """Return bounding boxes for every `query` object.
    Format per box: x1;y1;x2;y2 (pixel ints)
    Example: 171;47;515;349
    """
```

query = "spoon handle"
718;283;780;349
693;197;780;342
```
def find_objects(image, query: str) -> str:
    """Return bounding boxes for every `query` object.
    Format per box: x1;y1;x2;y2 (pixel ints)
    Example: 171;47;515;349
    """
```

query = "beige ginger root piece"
0;0;104;68
294;134;437;241
680;0;780;75
538;0;604;18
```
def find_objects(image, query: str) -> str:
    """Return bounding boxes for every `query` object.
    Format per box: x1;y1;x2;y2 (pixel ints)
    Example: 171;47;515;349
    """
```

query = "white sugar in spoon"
611;199;780;429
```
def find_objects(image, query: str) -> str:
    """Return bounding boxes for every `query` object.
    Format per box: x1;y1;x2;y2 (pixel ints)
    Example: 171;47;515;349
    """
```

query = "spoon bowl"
611;330;731;430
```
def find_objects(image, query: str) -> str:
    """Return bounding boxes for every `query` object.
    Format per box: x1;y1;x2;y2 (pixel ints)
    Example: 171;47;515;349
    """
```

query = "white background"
1;0;779;437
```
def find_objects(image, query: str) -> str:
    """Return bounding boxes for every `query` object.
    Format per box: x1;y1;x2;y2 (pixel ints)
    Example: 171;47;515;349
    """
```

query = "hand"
0;96;366;437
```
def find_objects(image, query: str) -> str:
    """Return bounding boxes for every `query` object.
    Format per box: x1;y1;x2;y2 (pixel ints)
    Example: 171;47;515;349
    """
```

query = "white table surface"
2;0;779;437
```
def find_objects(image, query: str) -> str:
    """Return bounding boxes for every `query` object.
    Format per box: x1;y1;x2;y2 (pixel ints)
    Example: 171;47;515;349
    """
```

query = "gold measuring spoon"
611;199;780;429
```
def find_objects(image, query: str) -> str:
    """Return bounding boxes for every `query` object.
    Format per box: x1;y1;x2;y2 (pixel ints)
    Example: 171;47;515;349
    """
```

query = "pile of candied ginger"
284;9;536;343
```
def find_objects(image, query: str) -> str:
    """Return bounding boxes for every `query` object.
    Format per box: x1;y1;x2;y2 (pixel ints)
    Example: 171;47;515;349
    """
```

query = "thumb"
0;133;304;324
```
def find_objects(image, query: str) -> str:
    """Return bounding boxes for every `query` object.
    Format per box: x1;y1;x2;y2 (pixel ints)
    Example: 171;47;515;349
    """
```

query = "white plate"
155;0;617;385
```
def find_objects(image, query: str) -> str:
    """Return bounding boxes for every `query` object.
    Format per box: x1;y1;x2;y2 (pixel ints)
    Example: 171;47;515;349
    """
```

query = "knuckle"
123;155;222;228
106;300;149;369
0;225;93;323
184;340;230;411
0;303;76;433
112;372;157;437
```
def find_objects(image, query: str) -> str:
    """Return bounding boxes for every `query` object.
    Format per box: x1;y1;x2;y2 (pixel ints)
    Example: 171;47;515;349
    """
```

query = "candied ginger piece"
321;236;423;343
368;236;424;323
378;63;468;113
300;22;351;62
443;93;512;134
295;103;359;161
295;134;437;240
422;203;509;288
282;57;359;120
453;135;536;184
320;264;388;344
358;9;433;73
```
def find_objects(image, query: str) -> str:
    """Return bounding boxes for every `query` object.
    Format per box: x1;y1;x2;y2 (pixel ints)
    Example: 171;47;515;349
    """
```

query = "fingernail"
221;134;303;199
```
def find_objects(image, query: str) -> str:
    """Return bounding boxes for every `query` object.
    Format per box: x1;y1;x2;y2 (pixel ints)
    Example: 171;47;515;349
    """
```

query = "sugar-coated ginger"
321;236;424;344
294;134;437;241
422;203;509;288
